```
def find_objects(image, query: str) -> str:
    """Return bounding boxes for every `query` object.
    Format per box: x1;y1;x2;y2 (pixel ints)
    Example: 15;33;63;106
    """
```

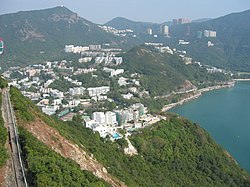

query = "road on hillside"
2;89;28;187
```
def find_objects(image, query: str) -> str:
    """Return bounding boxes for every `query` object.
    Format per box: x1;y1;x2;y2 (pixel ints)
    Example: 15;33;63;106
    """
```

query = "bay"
170;81;250;172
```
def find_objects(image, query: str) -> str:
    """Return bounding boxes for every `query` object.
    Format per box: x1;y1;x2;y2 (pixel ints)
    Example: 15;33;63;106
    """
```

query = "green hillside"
121;45;230;96
18;128;110;187
0;78;9;167
170;9;250;71
105;17;163;34
9;86;250;186
0;93;8;167
0;6;122;68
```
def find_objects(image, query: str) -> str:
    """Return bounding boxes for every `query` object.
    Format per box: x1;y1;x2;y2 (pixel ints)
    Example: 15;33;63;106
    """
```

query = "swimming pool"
112;133;121;139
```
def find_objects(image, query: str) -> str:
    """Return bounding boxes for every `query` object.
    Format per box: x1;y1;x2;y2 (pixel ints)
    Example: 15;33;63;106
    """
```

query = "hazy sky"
1;0;250;24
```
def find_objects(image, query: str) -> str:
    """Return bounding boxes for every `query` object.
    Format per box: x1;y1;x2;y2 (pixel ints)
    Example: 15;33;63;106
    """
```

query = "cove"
170;81;250;172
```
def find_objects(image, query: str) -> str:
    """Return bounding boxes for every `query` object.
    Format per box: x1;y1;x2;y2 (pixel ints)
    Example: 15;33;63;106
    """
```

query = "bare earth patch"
24;119;126;187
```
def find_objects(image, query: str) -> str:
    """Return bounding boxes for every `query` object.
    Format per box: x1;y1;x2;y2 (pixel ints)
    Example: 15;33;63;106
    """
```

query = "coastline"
233;79;250;81
161;81;235;112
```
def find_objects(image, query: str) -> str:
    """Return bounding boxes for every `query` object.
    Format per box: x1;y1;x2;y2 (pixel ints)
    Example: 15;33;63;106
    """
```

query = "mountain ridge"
0;6;122;68
105;17;163;34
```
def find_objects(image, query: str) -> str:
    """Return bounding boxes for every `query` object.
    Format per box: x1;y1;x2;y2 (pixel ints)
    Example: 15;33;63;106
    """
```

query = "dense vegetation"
130;117;250;186
0;77;8;89
48;79;75;92
18;127;110;187
122;46;230;96
170;10;250;71
1;7;250;72
0;93;8;167
0;6;122;69
105;17;163;34
10;86;250;186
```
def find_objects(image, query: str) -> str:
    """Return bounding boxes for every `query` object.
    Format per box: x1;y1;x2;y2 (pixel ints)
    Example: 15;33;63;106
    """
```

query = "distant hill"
105;17;164;34
0;6;122;68
170;9;250;71
192;18;212;23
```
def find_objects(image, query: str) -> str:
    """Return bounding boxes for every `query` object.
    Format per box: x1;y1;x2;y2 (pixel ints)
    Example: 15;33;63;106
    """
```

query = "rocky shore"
162;81;235;112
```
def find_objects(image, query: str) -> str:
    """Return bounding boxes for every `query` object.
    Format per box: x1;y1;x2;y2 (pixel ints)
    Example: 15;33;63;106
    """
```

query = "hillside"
5;86;250;186
121;45;230;96
191;18;212;23
0;6;122;68
170;9;250;71
105;17;163;34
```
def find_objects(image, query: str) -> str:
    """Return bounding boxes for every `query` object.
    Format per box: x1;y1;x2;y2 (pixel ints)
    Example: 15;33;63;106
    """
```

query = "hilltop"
105;17;163;34
0;6;123;68
106;10;250;72
1;7;250;72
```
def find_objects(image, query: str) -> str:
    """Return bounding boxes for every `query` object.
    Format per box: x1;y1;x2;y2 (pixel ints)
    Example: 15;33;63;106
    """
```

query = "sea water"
170;81;250;172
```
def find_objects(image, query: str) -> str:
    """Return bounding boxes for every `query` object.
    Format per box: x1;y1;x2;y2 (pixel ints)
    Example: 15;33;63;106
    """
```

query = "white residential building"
65;45;74;52
118;77;127;86
129;87;138;93
42;105;59;116
89;45;101;51
208;41;214;47
204;30;216;38
53;99;62;105
105;111;117;126
92;125;108;138
69;87;86;96
122;93;134;100
111;69;124;77
93;112;106;125
79;57;92;63
85;119;98;128
87;86;110;97
51;90;64;98
65;45;89;53
67;99;81;108
179;40;190;45
44;79;54;88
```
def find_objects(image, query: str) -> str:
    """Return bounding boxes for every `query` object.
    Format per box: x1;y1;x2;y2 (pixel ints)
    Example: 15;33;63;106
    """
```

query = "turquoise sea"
170;81;250;172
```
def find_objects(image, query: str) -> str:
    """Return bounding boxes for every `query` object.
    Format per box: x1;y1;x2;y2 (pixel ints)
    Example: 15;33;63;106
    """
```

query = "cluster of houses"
99;25;135;37
65;44;123;66
2;45;160;139
84;103;163;138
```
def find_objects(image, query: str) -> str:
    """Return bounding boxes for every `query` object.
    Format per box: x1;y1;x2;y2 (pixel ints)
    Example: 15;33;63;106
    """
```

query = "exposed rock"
25;119;126;187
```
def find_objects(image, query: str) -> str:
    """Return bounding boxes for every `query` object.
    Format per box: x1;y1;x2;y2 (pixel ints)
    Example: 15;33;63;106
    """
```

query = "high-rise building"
204;30;216;38
147;28;153;35
105;111;117;126
178;18;191;24
69;87;85;96
161;25;169;36
209;31;217;37
89;45;101;51
64;45;74;53
197;31;203;38
172;18;191;25
172;19;178;25
0;38;4;55
204;30;210;37
93;112;106;125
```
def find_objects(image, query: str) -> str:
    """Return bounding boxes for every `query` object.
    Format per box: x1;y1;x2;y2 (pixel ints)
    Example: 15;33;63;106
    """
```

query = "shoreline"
233;79;250;81
161;81;235;112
